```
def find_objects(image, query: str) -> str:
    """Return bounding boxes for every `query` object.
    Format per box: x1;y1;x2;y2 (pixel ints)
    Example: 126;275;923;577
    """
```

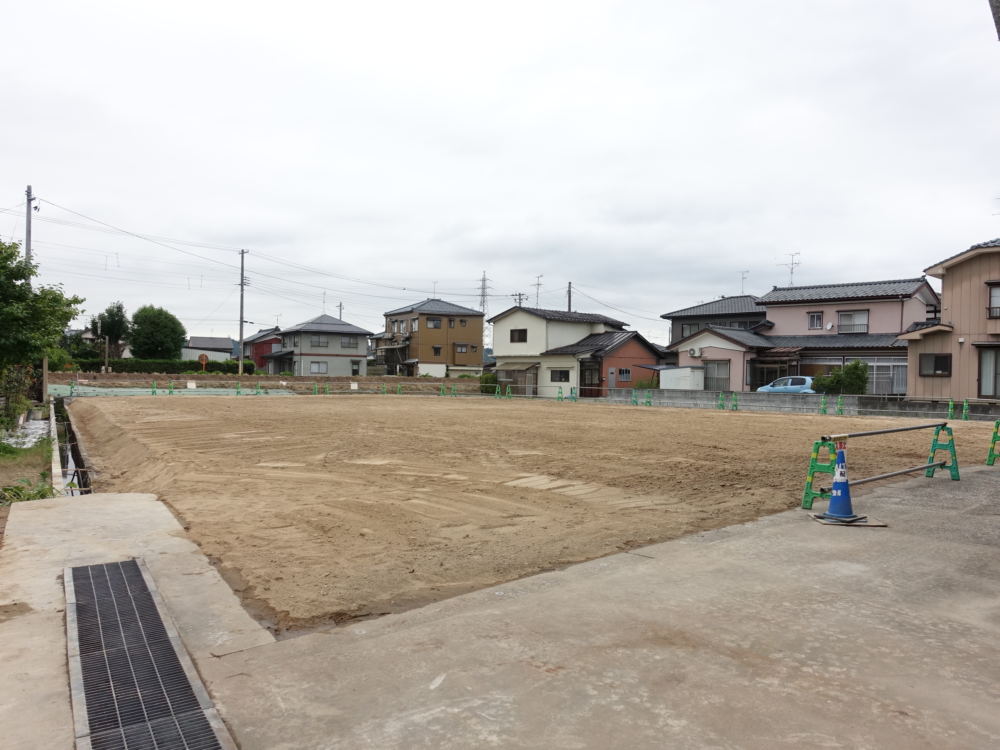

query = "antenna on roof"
740;270;749;295
777;252;801;286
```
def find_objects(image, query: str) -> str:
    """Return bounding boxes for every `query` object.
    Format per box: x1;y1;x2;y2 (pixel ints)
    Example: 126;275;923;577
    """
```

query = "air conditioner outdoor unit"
688;347;701;358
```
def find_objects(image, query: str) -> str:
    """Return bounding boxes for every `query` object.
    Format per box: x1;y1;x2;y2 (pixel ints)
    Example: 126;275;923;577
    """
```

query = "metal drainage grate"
65;559;234;750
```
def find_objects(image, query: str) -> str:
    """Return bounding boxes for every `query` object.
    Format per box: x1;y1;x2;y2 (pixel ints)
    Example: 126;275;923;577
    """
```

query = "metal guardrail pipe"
821;422;947;441
819;461;947;492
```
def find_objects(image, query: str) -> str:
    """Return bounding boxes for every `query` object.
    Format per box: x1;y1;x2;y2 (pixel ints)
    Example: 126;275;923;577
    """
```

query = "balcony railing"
988;307;1000;319
837;323;869;334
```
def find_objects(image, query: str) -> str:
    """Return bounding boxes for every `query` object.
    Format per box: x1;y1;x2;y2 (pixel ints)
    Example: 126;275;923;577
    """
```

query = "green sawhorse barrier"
802;422;960;511
988;420;1000;466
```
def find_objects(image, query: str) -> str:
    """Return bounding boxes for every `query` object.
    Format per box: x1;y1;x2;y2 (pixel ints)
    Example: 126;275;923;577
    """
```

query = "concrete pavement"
1;470;999;748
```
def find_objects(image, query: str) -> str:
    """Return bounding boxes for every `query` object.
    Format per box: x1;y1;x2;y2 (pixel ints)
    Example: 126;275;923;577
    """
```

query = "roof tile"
757;278;927;304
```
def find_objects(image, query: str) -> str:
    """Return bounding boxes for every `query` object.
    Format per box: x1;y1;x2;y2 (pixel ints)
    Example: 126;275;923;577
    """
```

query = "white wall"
660;367;705;390
537;355;579;398
492;310;550;357
181;348;230;362
418;363;447;377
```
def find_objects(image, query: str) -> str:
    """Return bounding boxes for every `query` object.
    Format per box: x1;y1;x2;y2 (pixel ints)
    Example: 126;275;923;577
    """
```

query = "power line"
570;287;666;323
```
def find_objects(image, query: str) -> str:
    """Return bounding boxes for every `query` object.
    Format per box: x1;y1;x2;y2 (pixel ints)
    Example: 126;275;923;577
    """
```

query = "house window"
618;368;632;382
310;335;328;347
704;360;731;391
551;369;570;382
808;312;823;330
293;336;300;347
351;360;361;376
427;317;442;329
449;318;455;328
988;283;1000;319
412;317;419;330
837;310;869;334
510;329;527;343
471;345;478;352
341;336;358;348
680;323;700;338
981;348;1000;397
460;319;467;327
282;337;290;348
432;346;442;356
456;344;468;353
918;354;952;377
309;361;328;374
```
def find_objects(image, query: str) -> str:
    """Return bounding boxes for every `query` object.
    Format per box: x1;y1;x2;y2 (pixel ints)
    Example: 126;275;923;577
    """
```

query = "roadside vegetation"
0;438;53;505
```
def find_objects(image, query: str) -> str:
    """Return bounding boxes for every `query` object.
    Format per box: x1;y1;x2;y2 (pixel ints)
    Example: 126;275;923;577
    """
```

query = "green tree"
0;240;84;368
812;359;869;395
130;305;186;359
0;240;84;425
60;331;100;359
89;301;130;358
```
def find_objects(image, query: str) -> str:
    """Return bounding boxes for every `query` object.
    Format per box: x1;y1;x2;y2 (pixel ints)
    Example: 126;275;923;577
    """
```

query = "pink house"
665;278;939;394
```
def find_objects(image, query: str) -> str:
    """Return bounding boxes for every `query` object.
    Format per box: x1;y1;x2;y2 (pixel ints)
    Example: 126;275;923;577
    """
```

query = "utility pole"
24;185;35;266
740;270;749;295
512;292;527;306
533;275;543;306
238;249;248;375
778;252;801;286
567;281;573;312
338;301;344;319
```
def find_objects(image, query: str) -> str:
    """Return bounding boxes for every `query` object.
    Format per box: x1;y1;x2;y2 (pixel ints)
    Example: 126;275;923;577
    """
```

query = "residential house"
264;314;373;376
182;336;237;362
667;278;940;394
662;295;766;343
375;299;485;377
489;306;662;397
898;239;1000;401
240;327;282;371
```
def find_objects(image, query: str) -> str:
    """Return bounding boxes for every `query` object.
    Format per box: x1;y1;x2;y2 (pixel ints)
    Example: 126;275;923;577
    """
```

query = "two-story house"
489;306;661;398
898;238;1000;401
263;314;373;376
666;278;939;394
240;327;282;372
662;295;766;343
376;299;484;377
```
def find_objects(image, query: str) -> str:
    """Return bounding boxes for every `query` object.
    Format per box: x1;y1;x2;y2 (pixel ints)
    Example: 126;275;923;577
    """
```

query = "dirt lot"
67;395;994;631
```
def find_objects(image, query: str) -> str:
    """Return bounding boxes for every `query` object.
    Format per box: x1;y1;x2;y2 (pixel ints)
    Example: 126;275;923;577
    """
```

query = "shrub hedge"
72;358;254;375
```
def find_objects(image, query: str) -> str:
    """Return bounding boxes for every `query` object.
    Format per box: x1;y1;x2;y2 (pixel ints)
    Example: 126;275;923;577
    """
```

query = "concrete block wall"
605;389;861;415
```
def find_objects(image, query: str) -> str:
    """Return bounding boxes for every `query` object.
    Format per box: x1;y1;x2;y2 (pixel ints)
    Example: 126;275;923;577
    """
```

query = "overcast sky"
3;1;999;345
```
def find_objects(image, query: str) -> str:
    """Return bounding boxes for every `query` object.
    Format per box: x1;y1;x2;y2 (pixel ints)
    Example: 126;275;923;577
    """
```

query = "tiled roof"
757;278;927;304
673;325;904;351
660;295;762;319
542;331;637;356
703;326;773;348
487;306;627;327
384;298;484;317
186;336;234;351
242;327;281;344
904;319;940;333
763;334;906;349
924;238;1000;273
279;314;373;336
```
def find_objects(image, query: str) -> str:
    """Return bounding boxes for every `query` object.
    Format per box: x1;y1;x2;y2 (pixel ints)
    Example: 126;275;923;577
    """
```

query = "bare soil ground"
67;395;994;632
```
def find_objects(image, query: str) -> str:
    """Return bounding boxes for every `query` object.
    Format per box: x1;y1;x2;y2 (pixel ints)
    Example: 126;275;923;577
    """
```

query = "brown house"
899;238;1000;401
377;299;485;377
